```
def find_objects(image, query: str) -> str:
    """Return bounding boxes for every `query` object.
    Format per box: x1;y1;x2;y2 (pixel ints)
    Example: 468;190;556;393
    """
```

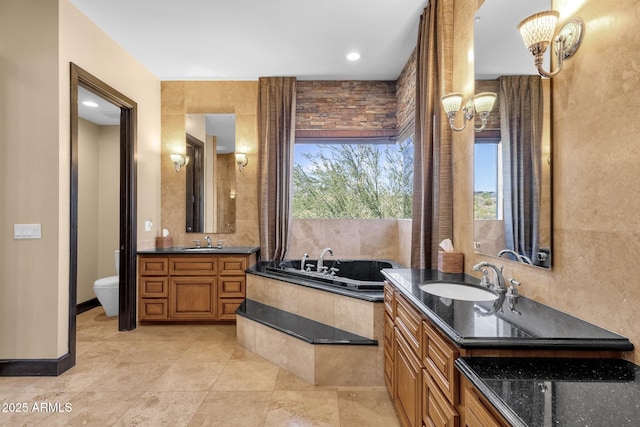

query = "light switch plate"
144;220;153;231
14;224;42;239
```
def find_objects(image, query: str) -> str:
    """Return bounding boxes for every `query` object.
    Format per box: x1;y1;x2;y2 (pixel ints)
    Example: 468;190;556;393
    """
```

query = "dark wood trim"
77;298;100;314
295;129;397;140
70;64;138;343
0;353;74;377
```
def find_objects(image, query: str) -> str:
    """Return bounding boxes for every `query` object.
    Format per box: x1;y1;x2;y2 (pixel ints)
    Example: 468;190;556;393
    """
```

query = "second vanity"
381;268;634;427
137;246;258;322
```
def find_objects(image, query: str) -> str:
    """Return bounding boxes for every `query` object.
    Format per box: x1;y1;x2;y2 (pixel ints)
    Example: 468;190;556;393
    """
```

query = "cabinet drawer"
423;369;459;427
423;320;459;405
169;256;217;276
218;256;248;275
384;312;394;351
395;294;423;355
384;346;394;397
384;282;395;317
139;256;169;276
217;297;244;320
139;277;168;298
139;298;168;320
218;276;246;298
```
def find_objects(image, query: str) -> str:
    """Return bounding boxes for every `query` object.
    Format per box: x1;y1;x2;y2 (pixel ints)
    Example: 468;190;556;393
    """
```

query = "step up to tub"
236;299;378;345
236;299;382;386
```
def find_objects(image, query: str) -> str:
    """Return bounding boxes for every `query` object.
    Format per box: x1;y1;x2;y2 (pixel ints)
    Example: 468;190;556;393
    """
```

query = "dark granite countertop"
138;246;260;255
381;269;633;351
456;357;640;426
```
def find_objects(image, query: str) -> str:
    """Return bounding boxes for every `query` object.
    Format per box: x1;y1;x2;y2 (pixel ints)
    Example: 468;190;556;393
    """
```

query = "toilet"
93;250;119;317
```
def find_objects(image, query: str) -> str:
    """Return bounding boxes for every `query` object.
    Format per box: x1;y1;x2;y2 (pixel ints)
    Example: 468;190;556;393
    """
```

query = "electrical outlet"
144;220;153;231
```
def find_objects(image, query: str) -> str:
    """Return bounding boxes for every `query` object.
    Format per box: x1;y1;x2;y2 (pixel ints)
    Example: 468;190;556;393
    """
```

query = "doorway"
69;64;137;367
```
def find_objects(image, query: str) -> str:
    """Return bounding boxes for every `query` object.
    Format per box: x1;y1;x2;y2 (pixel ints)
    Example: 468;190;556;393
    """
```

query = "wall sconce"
441;92;497;132
235;153;248;171
170;153;189;172
517;11;584;78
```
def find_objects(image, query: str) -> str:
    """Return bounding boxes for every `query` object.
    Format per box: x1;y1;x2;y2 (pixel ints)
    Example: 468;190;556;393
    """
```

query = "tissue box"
437;251;464;273
155;236;173;248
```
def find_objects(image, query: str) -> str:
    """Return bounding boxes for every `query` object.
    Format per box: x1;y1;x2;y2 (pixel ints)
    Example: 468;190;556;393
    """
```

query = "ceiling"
69;0;426;81
74;0;549;125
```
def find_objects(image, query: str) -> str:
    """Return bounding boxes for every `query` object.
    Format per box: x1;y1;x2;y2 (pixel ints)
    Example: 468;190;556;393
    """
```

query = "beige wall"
77;120;120;304
0;0;160;359
457;0;640;363
161;81;259;248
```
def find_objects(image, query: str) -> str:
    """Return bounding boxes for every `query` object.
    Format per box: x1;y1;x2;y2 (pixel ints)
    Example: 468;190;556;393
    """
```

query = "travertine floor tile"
0;307;400;426
265;390;341;427
188;390;272;427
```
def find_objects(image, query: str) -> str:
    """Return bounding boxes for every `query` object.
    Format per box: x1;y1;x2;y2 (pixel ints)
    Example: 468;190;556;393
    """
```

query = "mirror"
473;0;552;269
185;113;237;234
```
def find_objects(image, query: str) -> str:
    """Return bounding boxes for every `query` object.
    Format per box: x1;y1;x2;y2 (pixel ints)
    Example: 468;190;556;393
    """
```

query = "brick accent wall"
295;52;416;138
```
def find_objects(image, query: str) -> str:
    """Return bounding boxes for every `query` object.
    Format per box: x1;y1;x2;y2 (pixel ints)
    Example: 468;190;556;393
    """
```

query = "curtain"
500;75;543;263
257;77;297;261
410;0;455;269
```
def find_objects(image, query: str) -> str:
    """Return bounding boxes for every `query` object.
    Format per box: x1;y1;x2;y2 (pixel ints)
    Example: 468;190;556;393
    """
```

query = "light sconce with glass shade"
441;92;497;132
235;153;248;171
517;10;584;78
170;153;189;172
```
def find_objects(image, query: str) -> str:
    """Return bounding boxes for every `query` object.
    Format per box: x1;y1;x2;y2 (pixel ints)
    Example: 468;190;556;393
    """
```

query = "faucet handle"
479;269;491;287
506;278;521;297
216;239;224;249
193;240;201;248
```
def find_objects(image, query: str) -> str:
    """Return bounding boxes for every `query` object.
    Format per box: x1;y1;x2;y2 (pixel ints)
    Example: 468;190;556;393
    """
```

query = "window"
474;138;502;220
292;136;413;219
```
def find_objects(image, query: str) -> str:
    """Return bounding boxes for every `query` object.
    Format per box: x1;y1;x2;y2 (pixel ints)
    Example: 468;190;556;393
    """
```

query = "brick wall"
396;48;416;133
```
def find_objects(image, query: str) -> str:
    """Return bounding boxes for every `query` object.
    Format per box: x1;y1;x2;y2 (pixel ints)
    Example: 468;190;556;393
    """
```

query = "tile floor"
0;307;400;426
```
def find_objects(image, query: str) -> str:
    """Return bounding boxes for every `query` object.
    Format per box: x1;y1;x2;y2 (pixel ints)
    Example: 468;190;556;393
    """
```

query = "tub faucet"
473;261;506;292
317;247;334;273
497;249;533;265
301;253;309;271
205;235;212;248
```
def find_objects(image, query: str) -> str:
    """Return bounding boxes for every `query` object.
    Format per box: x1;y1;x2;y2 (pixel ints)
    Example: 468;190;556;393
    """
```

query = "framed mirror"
185;113;237;234
473;0;552;269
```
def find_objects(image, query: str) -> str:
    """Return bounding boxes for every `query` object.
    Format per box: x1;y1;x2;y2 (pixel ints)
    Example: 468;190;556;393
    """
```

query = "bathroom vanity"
381;269;634;427
137;247;258;322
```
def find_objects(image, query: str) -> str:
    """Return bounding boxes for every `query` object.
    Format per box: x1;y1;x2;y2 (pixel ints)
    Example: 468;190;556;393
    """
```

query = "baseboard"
77;298;99;314
0;353;74;377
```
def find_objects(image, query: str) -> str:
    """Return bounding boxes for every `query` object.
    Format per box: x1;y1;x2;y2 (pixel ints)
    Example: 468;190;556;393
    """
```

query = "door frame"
69;63;138;354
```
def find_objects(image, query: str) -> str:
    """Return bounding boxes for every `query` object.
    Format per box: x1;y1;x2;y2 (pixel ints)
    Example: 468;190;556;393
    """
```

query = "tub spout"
317;247;334;273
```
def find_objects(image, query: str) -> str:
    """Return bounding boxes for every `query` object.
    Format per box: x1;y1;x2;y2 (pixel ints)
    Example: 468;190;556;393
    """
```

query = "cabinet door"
384;313;395;395
394;330;422;427
464;386;506;427
424;370;459;427
169;277;216;319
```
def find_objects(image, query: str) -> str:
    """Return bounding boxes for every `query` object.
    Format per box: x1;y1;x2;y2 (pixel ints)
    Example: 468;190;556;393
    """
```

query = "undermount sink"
419;282;499;302
182;247;222;252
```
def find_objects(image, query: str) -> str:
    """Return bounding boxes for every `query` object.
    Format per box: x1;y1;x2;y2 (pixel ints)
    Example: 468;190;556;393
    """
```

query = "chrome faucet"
216;239;224;249
301;253;309;271
317;247;334;273
473;261;506;292
204;235;212;248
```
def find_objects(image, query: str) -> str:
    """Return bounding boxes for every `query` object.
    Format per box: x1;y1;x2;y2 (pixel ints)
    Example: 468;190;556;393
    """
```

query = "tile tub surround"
456;357;640;427
382;269;634;352
0;307;400;426
239;272;386;386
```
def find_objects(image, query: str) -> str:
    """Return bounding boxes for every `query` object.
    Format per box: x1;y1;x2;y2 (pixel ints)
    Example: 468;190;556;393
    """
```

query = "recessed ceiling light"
82;100;99;108
346;52;361;61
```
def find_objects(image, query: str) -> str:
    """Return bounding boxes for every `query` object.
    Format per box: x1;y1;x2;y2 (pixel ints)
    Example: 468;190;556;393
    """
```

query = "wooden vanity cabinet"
461;376;509;427
138;253;255;322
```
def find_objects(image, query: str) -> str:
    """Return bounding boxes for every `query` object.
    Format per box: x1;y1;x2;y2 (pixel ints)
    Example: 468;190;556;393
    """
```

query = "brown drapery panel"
411;0;455;269
257;77;297;261
500;75;543;263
